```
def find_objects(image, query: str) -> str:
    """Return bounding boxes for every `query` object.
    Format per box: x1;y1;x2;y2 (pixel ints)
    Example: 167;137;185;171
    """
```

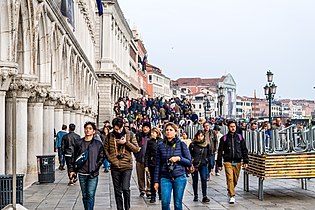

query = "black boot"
150;196;156;203
193;195;198;201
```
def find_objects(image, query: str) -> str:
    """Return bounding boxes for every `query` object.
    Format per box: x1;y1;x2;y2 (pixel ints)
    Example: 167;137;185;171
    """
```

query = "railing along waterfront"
184;124;315;154
244;124;315;154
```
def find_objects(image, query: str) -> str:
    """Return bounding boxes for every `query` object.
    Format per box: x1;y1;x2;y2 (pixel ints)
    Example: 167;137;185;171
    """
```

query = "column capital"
8;74;37;98
29;85;48;103
0;61;18;91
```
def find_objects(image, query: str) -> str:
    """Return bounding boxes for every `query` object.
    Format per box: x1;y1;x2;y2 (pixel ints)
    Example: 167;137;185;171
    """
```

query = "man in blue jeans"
55;124;67;170
69;122;104;210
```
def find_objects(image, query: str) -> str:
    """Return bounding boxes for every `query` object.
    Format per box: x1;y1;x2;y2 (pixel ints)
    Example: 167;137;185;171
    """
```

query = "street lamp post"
203;96;210;119
218;87;225;117
264;71;277;125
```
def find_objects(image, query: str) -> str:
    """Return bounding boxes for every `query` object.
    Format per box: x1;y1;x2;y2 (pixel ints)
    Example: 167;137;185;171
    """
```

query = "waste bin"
0;174;24;209
37;155;55;183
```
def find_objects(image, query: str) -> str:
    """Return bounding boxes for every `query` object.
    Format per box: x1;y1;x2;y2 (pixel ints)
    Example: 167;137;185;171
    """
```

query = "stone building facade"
172;73;237;118
96;0;132;125
0;0;98;180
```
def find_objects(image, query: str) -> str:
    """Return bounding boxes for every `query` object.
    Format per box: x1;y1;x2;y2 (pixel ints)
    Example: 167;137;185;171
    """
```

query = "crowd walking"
55;96;312;210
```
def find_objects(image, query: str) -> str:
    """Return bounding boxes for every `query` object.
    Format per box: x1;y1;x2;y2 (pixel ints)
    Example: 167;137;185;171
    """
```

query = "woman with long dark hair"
189;130;211;203
154;122;191;210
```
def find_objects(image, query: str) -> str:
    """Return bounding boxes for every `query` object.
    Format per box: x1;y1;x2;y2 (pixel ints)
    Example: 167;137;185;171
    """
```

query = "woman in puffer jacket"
154;122;191;210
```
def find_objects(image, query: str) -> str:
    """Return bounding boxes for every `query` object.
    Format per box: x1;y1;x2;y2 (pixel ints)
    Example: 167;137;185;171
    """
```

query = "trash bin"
37;155;55;183
0;174;24;209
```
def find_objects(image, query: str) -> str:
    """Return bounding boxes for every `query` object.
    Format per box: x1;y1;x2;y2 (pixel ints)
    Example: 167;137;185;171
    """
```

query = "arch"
15;0;33;74
50;26;59;90
0;0;10;61
73;55;80;99
67;50;75;97
60;41;67;93
35;9;48;82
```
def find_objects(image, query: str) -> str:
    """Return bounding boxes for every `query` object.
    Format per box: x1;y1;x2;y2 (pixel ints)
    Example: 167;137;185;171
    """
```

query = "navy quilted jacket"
154;136;192;182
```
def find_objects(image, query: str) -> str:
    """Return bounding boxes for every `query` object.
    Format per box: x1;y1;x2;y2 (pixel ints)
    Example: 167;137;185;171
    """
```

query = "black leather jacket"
61;132;81;158
69;138;105;177
217;132;249;167
144;137;163;167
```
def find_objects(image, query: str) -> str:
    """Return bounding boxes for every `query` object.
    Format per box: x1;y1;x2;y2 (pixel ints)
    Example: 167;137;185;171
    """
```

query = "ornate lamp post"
203;96;210;119
218;87;225;117
264;71;277;125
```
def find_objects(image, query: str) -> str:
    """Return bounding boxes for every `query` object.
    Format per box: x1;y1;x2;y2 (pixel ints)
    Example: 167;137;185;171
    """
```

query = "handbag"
75;145;89;169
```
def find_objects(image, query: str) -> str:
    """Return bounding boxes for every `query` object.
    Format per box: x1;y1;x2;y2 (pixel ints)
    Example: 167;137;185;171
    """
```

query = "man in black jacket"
217;120;248;204
69;122;104;210
61;123;81;185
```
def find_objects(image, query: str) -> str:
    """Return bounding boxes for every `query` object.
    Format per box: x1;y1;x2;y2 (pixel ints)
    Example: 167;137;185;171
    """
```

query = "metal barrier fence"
184;124;315;154
244;125;315;155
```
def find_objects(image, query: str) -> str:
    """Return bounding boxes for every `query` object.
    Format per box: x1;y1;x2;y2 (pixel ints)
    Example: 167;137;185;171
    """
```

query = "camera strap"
166;142;177;159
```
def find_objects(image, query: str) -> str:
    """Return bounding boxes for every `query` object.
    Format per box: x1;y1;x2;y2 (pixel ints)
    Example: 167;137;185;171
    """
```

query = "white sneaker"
229;196;235;204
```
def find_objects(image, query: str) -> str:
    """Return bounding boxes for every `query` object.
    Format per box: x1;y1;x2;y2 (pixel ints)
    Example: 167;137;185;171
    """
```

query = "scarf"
113;128;126;139
193;137;208;148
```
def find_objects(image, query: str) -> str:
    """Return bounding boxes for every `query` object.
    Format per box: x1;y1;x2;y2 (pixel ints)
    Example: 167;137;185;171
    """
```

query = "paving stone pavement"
23;164;315;210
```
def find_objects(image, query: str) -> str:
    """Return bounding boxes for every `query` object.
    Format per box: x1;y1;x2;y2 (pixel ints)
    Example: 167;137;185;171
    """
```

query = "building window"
148;75;152;83
199;104;202;109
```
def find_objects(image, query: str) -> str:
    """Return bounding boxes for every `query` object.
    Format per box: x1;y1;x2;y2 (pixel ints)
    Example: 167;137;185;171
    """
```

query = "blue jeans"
209;154;215;170
192;164;208;197
79;174;99;210
57;147;65;166
160;175;186;210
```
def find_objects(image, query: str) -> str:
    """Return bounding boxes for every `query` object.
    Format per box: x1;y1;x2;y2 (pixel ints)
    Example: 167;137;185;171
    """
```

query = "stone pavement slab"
23;165;315;210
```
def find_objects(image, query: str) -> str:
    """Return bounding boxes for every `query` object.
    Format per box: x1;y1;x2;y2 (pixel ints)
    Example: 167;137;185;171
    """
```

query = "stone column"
63;109;71;126
43;100;56;155
80;113;85;136
27;101;44;174
75;110;82;137
6;88;31;174
84;113;90;125
16;94;29;174
0;62;18;174
54;106;64;133
70;110;76;124
0;91;6;173
5;97;13;174
98;77;113;125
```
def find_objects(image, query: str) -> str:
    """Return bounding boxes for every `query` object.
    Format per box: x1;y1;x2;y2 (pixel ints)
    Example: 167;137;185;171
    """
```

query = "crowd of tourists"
55;96;303;210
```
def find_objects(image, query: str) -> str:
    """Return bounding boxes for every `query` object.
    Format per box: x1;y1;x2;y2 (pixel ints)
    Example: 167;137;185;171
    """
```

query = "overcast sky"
118;0;315;100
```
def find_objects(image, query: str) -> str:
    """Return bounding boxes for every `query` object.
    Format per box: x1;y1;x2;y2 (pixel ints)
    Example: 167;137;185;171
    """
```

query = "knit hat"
142;122;151;129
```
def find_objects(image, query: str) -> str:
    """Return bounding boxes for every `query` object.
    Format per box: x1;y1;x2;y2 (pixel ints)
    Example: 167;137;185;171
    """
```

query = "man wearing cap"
135;121;152;198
